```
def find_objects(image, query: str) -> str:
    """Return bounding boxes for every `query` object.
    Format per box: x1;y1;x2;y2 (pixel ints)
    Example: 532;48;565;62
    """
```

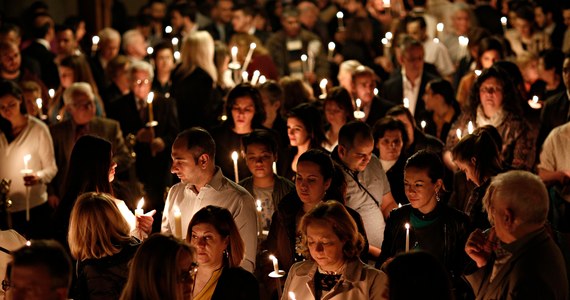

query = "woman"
442;3;474;65
229;33;279;81
120;234;197;300
282;200;387;299
373;117;409;205
171;31;223;130
322;87;354;152
52;135;153;250
151;40;175;98
102;55;131;107
186;206;259;300
505;5;550;57
531;49;565;100
48;55;105;123
0;79;57;238
444;65;537;171
68;192;140;300
422;79;460;141
452;126;503;230
279;77;313;116
211;83;266;182
282;103;326;180
377;150;470;298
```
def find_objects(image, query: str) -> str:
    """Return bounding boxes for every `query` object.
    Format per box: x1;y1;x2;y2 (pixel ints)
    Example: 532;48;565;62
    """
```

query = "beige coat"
281;258;388;300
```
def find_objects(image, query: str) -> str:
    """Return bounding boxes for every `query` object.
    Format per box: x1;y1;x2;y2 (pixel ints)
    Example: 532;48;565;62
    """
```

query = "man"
162;128;257;272
169;2;198;39
351;65;394;127
49;82;133;206
266;6;329;84
54;24;79;64
297;0;329;44
21;13;59;89
89;27;121;94
331;121;397;259
4;240;72;300
382;37;439;123
0;41;48;101
231;4;269;43
406;16;455;78
535;2;565;50
122;29;148;62
562;4;570;53
465;171;568;300
202;0;234;43
538;121;570;199
107;60;179;232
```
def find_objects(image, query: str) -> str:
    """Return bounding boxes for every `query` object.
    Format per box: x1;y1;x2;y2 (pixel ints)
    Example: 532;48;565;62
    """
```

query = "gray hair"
63;82;95;105
122;29;143;52
339;60;362;76
98;27;120;44
129;60;154;80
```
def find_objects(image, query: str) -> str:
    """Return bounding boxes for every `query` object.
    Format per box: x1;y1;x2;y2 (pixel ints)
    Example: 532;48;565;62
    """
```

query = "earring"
435;190;441;202
223;249;229;259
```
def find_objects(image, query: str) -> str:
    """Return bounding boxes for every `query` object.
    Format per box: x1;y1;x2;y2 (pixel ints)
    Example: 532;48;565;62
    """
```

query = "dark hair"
468;65;523;119
324;87;355;123
169;2;197;22
476;37;505;69
176;127;216;163
242;129;278;155
0;79;27;137
452;125;502;184
385;251;453;300
11;240;72;290
288;103;326;149
232;3;255;16
539;48;564;77
299;149;346;202
0;23;21;38
386;105;416;127
338;121;373;150
408;16;427;30
225;83;266;129
258;80;283;105
30;13;53;39
514;3;535;23
427;79;457;107
63;16;84;34
351;65;376;83
405;150;444;183
187;206;245;268
55;24;75;37
373;117;409;149
467;27;491;51
151;39;174;61
281;6;300;19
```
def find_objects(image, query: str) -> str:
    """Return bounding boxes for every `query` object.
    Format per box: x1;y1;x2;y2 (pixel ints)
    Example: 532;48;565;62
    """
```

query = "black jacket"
211;267;260;300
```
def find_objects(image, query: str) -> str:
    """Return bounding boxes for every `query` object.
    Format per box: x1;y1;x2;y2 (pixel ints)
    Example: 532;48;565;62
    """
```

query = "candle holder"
528;96;542;109
146;121;158;127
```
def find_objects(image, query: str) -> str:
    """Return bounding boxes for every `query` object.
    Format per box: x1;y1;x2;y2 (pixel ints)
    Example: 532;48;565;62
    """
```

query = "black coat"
211;267;260;300
22;41;59;89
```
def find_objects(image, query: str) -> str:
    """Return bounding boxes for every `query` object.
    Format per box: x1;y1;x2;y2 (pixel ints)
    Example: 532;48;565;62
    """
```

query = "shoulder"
222;267;257;282
289;260;316;276
27;116;50;134
276;175;295;189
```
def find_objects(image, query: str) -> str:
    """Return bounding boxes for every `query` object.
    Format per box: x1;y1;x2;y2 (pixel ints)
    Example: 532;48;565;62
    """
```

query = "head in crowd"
296;149;346;206
279;76;313;115
179;31;217;84
385;251;453;300
62;82;96;125
538;49;564;87
404;150;445;214
281;6;301;38
213;41;230;87
97;27;121;62
451;3;472;36
63;16;86;43
0;41;22;79
20;81;42;117
171;127;216;185
338;121;374;172
213;0;234;24
225;83;266;131
373;117;408;162
120;234;197;300
187;206;245;268
476;37;505;70
232;4;256;33
516;52;539;87
352;65;378;106
68;192;131;261
58;55;99;94
258;80;283;124
242;129;278;180
386;105;416;147
30;12;55;41
55;24;77;58
0;80;27;140
483;171;549;243
469;65;523;119
169;2;197;33
324;87;355;129
337;60;362;94
0;23;22;45
106;55;131;92
129;60;154;101
287;103;325;150
513;4;536;39
423;79;460;114
151;40;175;76
122;29;147;60
405;16;428;42
298;200;365;270
397;36;424;82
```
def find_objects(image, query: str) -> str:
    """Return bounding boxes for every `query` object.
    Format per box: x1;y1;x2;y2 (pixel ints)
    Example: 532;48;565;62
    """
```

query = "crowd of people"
1;0;570;299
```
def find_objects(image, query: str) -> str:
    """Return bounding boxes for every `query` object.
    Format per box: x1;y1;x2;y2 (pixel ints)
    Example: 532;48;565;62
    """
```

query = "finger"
144;209;157;217
487;227;496;242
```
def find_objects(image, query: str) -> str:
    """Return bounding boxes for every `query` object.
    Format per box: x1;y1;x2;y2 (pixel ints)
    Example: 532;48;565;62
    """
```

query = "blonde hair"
178;31;217;84
229;33;269;58
68;192;131;261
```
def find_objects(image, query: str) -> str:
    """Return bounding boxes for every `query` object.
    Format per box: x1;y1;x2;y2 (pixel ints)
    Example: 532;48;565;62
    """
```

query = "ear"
434;178;444;193
470;157;477;166
338;144;347;158
198;154;209;169
272;101;281;110
503;208;514;230
324;178;332;191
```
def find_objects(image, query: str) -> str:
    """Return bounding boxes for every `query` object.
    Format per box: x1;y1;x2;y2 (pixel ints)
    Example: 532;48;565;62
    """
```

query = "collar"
501;227;546;254
187;167;225;193
36;38;51;50
296;258;364;283
401;68;422;86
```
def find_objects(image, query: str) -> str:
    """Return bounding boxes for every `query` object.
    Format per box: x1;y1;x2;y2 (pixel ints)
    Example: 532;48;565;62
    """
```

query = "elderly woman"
0;79;57;238
282;200;387;299
186;206;259;300
444;65;537;171
120;234;197;300
68;192;140;300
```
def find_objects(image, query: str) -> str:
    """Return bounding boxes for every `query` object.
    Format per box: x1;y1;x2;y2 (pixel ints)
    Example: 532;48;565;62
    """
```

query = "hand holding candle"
353;99;365;119
336;11;345;31
231;151;239;183
135;198;144;216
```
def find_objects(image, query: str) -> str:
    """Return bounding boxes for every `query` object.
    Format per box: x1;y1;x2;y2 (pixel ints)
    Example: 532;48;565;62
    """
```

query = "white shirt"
402;69;422;116
538;122;570;173
162;167;258;272
423;38;455;77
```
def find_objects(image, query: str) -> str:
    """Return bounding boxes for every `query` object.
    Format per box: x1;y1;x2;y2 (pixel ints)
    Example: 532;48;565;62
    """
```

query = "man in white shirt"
162;127;258;272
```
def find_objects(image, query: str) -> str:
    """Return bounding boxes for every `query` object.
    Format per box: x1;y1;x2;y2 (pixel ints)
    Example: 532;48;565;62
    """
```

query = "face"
217;0;234;23
232;10;251;33
100;38;120;61
171;11;184;31
8;265;66;300
0;95;22;122
130;70;152;101
171;138;203;185
514;18;532;38
339;135;373;172
0;44;21;74
190;223;228;267
563;58;570;89
245;143;275;179
406;21;425;41
155;48;174;74
452;10;470;35
480;50;500;70
298;3;318;28
58;66;75;89
287;117;310;147
67;92;95;125
23;91;41;117
454;159;479;186
404;167;441;214
108;160;117;182
400;46;424;80
128;34;148;59
486;195;510;243
324;101;347;127
564;9;570;27
56;29;76;56
422;84;442;111
521;59;539;84
378;130;403;161
479;77;504;117
352;75;376;105
534;7;546;28
306;221;345;272
177;250;197;299
231;96;255;129
113;64;131;90
282;16;301;38
296;161;331;205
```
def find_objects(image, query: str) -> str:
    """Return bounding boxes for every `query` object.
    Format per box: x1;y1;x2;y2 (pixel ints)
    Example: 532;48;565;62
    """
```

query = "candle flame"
231;151;239;162
147;47;154;55
174;51;181;60
403;98;409;108
420;120;426;129
467;121;474;134
92;35;100;45
532;95;539;103
301;54;307;62
500;16;507;26
172;37;179;46
258;75;267;84
23;154;31;164
147;92;154;104
48;89;55;98
36;98;42;109
173;206;181;216
319;79;328;89
474;70;482;76
405;223;410;230
458;36;469;46
328;42;335;51
436;23;444;32
137;198;144;210
269;254;277;262
381;38;388;45
289;292;297;300
26;240;31;246
385;31;393;40
250;42;257;50
433;38;439;44
336;11;343;18
456;128;462;140
356;98;361;108
374;88;379;96
165;26;172;34
231;46;238;56
383;0;390;8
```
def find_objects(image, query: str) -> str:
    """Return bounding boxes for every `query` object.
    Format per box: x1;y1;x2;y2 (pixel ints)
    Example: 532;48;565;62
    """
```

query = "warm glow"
328;42;335;51
420;120;426;129
374;88;379;96
171;37;179;46
467;121;474;134
35;98;42;109
433;38;440;44
174;51;181;60
458;36;469;47
92;35;100;45
532;95;539;103
231;46;238;57
456;128;462;140
258;75;267;84
174;206;181;217
147;92;154;104
381;38;388;45
147;47;154;55
23;154;31;165
165;26;172;34
231;151;239;162
137;198;144;210
269;254;277;262
289;292;297;300
403;98;409;108
319;79;328;89
356;98;361;108
500;16;507;26
474;70;482;76
336;11;343;19
436;23;444;32
301;54;307;62
256;200;262;212
405;223;410;230
250;42;257;50
385;32;393;40
48;89;55;98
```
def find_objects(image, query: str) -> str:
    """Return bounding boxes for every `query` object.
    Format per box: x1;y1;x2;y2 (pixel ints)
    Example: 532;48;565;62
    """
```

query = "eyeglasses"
71;101;94;110
479;86;503;94
134;79;150;86
178;262;199;283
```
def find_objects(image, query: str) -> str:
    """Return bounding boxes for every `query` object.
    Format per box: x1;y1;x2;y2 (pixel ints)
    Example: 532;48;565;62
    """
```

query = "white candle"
456;128;462;140
135;198;144;216
319;79;328;97
22;154;33;222
501;16;507;32
458;36;469;58
242;43;257;72
231;46;238;64
91;35;99;55
147;46;154;56
258;75;267;85
403;98;409;108
147;92;154;122
467;121;474;135
269;254;279;273
174;51;181;63
336;11;344;30
23;154;31;171
241;71;249;83
354;99;365;119
289;292;297;300
420;120;426;130
231;151;239;182
173;206;182;239
251;70;261;85
405;223;410;252
272;161;277;174
301;54;308;74
328;42;335;59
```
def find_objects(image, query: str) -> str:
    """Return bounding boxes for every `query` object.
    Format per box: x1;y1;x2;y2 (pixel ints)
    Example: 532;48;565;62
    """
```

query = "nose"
315;242;324;252
171;164;178;174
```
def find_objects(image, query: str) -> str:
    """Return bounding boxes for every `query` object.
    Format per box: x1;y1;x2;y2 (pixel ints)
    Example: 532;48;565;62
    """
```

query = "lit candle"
383;0;391;8
301;54;308;74
256;199;263;235
241;71;249;83
147;46;154;56
436;23;444;34
91;35;99;55
385;31;393;40
242;43;257;72
48;89;55;99
135;198;144;216
528;95;542;109
165;25;172;34
36;98;44;119
21;154;33;222
403;98;409;109
251;70;261;85
289;292;297;300
174;51;181;63
328;42;335;60
231;151;239;182
171;37;179;51
500;16;508;32
319;79;328;97
256;199;262;212
353;99;365;119
173;206;182;239
374;88;379;96
458;36;469;58
147;92;154;123
474;69;482;76
258;75;267;85
272;161;277;174
420;120;426;131
231;46;239;65
23;154;32;172
269;254;279;273
467;121;474;135
456;128;462;140
433;38;440;44
405;223;410;252
356;98;361;111
398;203;402;208
336;11;344;31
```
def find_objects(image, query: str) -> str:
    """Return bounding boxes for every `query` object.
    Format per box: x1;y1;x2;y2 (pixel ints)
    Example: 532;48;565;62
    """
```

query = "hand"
136;210;156;234
48;195;60;208
136;127;154;144
23;174;41;186
465;228;496;268
150;137;165;156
